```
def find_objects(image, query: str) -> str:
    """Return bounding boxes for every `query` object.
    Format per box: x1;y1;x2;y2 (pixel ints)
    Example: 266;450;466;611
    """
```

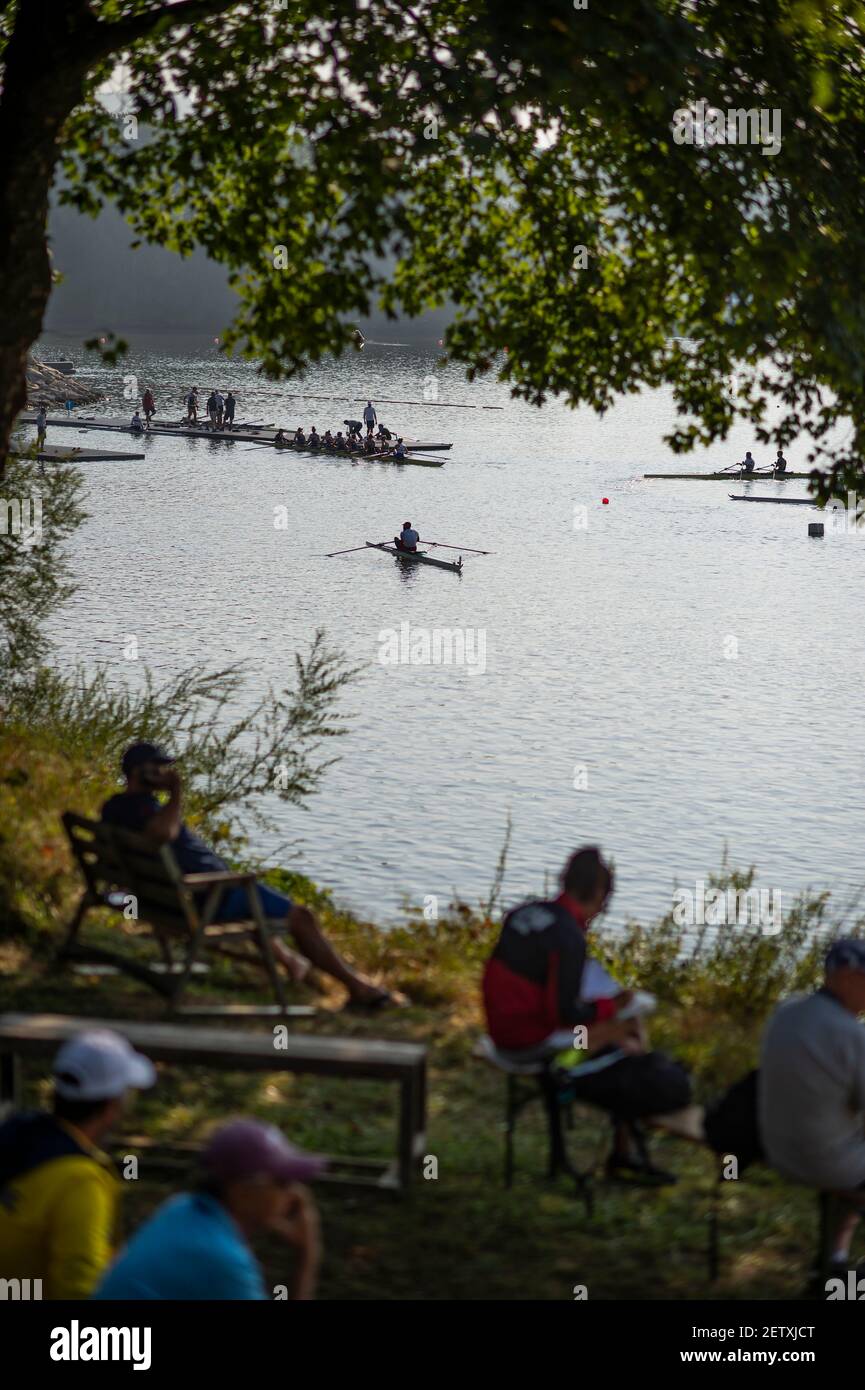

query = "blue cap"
825;939;865;974
121;741;175;776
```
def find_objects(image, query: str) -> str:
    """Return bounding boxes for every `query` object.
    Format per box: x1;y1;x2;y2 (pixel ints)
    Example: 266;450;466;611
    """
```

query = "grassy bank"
1;720;860;1300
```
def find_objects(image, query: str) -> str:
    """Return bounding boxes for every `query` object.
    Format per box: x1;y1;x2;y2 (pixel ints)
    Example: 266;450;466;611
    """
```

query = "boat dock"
14;443;146;463
19;413;451;448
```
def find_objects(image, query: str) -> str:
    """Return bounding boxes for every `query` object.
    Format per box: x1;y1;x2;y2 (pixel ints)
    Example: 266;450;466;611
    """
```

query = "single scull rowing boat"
365;542;463;572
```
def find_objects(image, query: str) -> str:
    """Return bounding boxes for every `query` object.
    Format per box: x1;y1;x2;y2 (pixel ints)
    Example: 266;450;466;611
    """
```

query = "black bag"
704;1068;763;1170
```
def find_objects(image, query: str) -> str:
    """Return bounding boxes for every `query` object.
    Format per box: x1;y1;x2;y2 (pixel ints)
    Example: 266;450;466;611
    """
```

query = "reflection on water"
38;333;865;925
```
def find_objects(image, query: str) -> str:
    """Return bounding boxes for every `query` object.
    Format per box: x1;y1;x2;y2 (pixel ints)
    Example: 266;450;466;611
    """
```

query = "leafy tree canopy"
2;1;865;495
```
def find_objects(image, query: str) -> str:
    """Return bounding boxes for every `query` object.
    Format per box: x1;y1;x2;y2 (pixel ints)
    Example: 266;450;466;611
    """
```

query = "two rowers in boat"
740;449;788;473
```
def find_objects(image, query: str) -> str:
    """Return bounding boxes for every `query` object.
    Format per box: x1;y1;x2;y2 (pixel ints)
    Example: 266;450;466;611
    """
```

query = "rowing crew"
740;449;788;473
273;427;407;457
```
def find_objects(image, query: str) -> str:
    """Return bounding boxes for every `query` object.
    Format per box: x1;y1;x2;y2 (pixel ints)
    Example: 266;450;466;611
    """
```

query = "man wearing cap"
0;1030;155;1299
760;939;865;1271
94;1118;323;1300
101;743;397;1007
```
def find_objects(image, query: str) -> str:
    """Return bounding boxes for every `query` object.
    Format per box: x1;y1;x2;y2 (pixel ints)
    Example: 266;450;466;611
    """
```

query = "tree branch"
69;0;248;66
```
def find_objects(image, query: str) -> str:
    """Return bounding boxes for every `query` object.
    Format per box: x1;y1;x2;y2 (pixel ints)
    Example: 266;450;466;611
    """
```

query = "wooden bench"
59;813;314;1017
0;1012;428;1193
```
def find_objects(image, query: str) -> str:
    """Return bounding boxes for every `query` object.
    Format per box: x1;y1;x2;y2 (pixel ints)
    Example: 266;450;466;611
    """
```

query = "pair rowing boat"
644;470;812;481
365;542;463;572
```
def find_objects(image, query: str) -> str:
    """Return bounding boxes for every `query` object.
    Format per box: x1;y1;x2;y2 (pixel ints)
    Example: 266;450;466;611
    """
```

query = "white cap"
53;1030;156;1101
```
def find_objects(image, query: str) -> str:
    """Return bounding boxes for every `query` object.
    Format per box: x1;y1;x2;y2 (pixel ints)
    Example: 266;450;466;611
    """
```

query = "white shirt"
363;405;376;422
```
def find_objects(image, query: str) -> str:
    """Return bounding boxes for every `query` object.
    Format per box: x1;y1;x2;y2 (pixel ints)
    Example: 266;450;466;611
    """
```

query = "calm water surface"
37;332;865;926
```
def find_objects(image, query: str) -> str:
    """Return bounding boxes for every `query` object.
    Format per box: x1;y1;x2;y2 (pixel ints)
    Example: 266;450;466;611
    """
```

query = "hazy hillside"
45;199;450;344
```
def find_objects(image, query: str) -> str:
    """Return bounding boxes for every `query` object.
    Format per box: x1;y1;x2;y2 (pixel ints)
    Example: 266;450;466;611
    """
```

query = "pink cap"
202;1119;327;1184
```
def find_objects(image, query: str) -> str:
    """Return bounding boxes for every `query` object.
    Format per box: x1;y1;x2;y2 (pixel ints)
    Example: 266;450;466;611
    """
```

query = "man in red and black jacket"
483;847;691;1185
483;850;623;1053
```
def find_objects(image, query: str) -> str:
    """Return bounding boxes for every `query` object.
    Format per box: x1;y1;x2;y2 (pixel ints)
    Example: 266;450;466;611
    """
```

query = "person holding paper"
482;846;691;1185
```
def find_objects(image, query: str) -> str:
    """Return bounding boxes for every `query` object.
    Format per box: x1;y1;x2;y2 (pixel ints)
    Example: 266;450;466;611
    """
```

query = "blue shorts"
212;882;293;926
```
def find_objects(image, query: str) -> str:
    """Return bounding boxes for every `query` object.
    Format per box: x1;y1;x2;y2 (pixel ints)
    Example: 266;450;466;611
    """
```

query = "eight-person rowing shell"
269;428;437;464
394;521;419;553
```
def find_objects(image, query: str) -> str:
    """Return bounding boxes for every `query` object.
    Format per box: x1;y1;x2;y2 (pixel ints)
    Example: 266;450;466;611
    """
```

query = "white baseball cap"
53;1030;156;1101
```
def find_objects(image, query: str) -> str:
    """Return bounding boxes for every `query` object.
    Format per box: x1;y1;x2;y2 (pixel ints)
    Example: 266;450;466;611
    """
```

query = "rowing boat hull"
729;494;816;505
278;445;444;467
644;471;812;481
365;542;462;572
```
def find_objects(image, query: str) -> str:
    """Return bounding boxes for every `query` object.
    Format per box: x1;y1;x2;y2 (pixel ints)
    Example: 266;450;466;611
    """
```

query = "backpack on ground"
703;1068;763;1171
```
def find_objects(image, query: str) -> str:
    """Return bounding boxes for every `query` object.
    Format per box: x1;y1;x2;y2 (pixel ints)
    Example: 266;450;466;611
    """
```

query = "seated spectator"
483;846;691;1185
94;1119;323;1300
0;1030;155;1298
101;742;400;1010
760;939;865;1271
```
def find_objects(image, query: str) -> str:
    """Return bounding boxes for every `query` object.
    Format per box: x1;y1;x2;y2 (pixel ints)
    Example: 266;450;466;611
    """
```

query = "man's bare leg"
271;940;310;984
283;905;387;1003
830;1199;864;1263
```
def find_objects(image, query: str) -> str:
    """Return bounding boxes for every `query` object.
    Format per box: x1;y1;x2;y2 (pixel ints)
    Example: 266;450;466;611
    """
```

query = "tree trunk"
0;1;97;480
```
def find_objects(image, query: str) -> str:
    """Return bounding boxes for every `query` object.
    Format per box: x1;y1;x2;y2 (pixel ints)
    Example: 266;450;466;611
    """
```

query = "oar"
423;540;494;554
326;542;387;556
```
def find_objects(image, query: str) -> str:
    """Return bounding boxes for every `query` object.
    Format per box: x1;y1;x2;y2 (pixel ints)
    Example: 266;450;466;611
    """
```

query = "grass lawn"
0;721;845;1299
0;925;828;1302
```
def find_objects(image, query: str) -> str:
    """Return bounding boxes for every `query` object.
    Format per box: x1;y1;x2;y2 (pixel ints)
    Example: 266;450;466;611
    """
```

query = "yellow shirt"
0;1119;120;1300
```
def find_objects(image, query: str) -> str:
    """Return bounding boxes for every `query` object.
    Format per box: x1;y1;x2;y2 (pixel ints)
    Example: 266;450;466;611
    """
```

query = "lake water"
35;331;865;928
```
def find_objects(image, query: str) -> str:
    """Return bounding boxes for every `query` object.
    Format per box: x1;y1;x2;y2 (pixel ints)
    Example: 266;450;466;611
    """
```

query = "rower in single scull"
394;521;419;554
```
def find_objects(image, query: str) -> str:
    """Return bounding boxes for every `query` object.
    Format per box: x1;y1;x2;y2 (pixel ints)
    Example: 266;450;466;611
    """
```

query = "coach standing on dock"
363;400;377;436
